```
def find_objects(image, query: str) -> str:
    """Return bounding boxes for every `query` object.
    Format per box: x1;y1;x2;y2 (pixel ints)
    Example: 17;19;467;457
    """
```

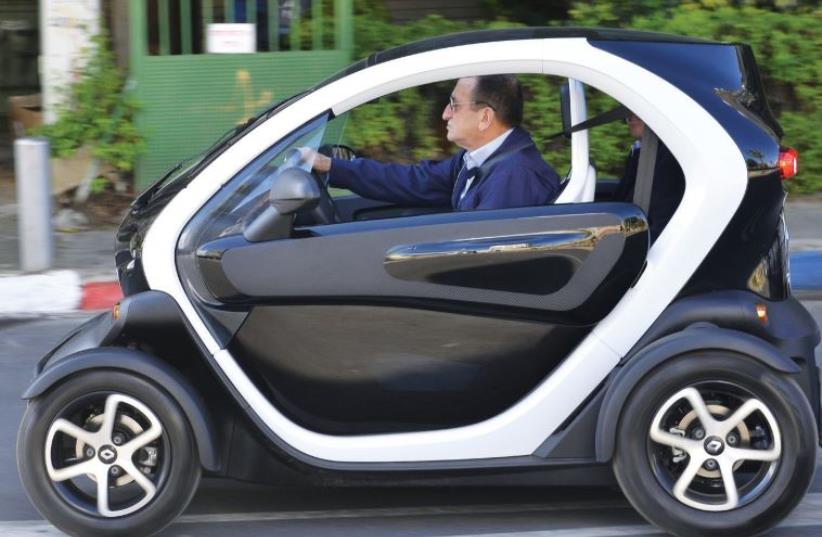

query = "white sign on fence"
207;23;257;54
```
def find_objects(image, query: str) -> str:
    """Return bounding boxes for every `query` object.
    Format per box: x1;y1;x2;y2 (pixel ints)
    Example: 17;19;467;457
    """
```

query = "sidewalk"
1;179;821;314
0;169;120;314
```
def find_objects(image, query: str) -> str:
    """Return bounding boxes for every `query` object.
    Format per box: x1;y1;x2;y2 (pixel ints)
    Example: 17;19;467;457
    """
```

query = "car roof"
377;27;718;62
322;27;722;86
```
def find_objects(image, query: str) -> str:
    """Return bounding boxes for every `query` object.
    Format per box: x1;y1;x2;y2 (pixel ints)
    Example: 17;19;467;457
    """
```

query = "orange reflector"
112;303;121;321
755;303;768;325
778;147;798;180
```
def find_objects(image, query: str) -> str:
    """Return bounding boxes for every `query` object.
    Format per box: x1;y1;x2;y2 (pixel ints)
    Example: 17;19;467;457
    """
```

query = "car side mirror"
244;167;320;242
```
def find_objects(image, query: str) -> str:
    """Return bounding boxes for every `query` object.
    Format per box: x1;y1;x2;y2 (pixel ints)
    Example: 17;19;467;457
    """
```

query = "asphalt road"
2;307;822;537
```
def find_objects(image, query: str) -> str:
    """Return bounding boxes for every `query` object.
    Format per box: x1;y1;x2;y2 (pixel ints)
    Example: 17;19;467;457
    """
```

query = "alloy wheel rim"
44;392;169;518
647;382;781;512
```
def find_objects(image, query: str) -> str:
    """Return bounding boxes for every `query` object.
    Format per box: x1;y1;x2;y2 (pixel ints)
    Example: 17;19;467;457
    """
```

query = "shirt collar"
463;128;514;170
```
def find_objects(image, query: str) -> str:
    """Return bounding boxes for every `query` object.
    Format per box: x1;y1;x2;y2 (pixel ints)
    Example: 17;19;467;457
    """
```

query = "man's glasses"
448;97;495;113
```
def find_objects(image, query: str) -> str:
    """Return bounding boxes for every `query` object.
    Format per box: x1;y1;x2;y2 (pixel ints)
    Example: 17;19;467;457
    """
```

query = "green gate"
129;0;352;189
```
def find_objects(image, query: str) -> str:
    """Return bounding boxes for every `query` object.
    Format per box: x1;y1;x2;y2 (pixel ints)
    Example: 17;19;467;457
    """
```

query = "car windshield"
195;111;334;241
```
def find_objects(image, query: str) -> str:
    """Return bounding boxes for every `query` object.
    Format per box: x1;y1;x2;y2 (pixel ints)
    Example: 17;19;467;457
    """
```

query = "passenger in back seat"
614;113;686;241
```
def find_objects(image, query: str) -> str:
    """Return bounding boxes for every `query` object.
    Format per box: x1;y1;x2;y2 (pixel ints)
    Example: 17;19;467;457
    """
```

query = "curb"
795;289;822;301
80;280;124;310
0;270;122;316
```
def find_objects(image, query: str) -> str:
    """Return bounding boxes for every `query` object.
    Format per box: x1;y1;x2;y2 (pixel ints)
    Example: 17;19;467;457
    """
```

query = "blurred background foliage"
34;33;144;176
346;0;821;193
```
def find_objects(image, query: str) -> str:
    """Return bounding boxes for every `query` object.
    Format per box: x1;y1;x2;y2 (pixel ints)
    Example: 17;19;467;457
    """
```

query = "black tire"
17;370;201;537
613;352;817;537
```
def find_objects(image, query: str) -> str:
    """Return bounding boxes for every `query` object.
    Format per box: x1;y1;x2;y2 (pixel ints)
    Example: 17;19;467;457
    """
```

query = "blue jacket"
328;127;560;211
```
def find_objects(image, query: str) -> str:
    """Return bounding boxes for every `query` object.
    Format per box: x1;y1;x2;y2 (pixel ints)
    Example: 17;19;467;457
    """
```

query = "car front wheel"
17;370;201;537
613;352;817;537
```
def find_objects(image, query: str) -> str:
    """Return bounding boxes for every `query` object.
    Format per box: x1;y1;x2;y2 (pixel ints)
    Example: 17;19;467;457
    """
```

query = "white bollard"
14;137;54;272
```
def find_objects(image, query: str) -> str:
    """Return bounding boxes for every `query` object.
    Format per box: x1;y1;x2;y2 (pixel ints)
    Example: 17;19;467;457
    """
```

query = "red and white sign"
207;23;257;54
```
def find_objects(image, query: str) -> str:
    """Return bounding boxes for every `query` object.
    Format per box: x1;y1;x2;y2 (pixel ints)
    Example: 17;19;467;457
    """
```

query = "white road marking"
2;492;821;536
176;497;630;523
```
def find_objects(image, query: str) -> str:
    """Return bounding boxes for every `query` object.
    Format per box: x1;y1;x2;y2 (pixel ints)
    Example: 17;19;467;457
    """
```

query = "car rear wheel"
18;370;201;537
613;352;816;537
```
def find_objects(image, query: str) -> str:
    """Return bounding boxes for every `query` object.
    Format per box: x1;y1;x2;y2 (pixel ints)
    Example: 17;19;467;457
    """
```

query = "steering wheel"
307;144;357;225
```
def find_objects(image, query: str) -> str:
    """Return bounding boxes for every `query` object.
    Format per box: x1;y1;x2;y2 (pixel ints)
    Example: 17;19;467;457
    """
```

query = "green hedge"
347;1;821;193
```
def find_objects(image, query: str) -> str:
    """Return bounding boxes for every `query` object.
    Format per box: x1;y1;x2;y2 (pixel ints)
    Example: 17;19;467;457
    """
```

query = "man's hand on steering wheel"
298;147;332;173
295;147;338;225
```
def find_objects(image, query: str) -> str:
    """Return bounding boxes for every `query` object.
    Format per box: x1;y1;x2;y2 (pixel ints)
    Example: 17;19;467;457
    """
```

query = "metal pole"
14;137;54;272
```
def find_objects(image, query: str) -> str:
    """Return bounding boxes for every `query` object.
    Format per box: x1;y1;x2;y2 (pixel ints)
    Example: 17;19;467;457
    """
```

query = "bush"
35;32;144;182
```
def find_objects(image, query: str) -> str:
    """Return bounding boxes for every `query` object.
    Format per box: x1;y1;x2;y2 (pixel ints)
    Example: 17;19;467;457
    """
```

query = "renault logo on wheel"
98;445;118;464
704;437;725;456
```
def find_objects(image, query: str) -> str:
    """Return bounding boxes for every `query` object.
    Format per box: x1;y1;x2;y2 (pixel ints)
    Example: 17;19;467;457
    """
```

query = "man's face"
626;113;645;140
442;78;484;149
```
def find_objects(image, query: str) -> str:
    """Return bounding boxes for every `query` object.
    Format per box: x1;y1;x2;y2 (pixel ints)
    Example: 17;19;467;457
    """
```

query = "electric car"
17;28;820;537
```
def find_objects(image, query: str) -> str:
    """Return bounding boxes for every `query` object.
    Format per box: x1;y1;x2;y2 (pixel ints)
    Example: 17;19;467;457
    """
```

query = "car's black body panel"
116;209;156;296
631;290;819;360
33;291;193;373
685;174;788;299
230;304;591;434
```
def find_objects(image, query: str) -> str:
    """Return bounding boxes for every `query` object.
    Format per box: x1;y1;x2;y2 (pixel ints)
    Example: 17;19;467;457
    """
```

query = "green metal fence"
129;0;352;189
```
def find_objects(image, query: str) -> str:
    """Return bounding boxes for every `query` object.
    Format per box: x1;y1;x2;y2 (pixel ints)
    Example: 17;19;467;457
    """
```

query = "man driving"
305;75;560;211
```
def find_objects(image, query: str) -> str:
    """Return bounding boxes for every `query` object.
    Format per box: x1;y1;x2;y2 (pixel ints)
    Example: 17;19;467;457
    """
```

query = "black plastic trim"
36;290;202;372
594;326;802;462
22;347;221;472
535;388;605;462
631;291;820;361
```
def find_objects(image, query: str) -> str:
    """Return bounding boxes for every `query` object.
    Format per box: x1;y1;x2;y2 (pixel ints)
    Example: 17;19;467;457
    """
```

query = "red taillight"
778;147;798;180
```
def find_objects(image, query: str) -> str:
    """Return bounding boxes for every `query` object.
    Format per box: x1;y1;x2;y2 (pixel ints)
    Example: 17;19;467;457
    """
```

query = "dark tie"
451;163;479;209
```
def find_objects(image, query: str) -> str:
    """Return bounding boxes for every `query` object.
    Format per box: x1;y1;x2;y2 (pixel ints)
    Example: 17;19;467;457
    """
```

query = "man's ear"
478;108;495;131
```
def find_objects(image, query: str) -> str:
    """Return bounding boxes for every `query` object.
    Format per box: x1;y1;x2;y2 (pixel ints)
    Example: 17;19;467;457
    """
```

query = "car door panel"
229;304;590;434
193;202;647;434
212;203;647;322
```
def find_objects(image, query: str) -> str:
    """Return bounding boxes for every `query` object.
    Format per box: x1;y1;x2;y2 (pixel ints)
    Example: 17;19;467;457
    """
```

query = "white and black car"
17;28;819;537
